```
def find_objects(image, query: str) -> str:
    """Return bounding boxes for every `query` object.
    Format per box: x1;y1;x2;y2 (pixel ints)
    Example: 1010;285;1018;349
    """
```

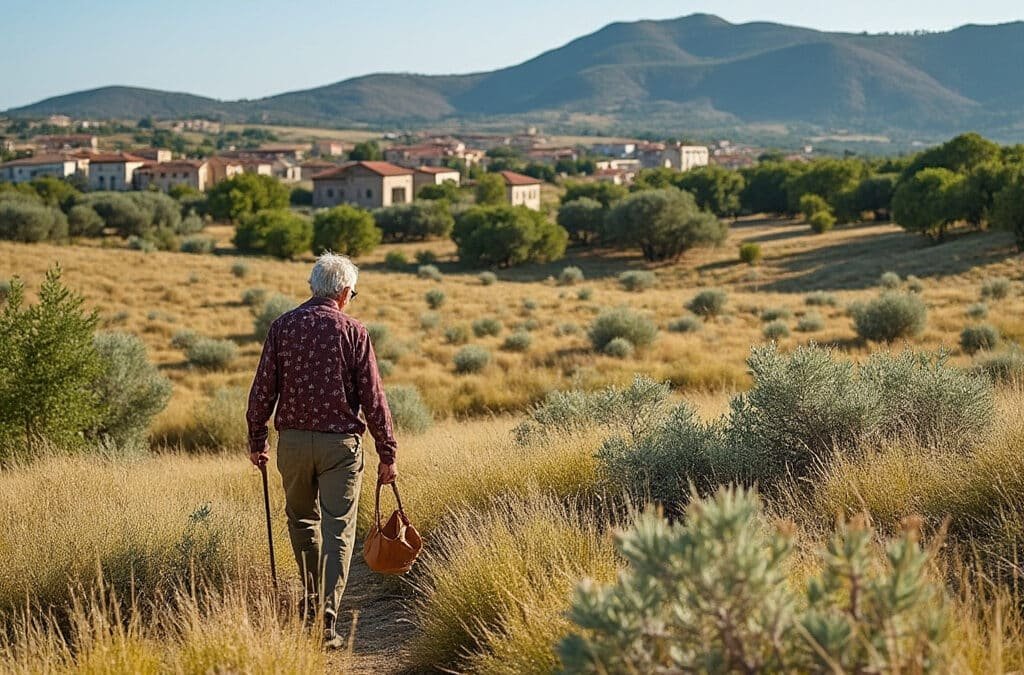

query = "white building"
662;144;710;171
87;152;146;191
498;170;542;210
413;166;461;195
312;161;415;209
0;154;84;183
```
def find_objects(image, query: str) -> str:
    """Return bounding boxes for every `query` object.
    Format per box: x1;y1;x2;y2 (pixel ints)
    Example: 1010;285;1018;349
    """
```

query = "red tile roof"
499;170;541;186
0;153;78;167
87;152;146;163
416;166;459;174
313;161;414;179
137;160;204;172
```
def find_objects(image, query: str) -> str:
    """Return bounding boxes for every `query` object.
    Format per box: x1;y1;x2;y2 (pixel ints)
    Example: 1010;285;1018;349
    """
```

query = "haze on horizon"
4;0;1022;111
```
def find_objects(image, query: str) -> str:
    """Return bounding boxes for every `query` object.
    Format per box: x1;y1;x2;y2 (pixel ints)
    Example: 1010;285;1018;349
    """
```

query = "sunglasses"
350;289;358;300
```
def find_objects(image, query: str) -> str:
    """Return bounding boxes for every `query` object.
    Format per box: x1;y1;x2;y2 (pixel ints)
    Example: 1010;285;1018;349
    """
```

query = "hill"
7;14;1024;136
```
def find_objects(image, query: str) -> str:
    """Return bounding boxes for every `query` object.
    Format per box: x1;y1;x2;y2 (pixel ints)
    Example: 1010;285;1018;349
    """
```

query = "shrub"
444;324;469;344
0;201;68;242
879;271;901;289
762;320;790;339
424;288;446;309
385;385;433;434
419;312;440;330
602;337;634;358
668;315;702;333
241;288;267;308
90;332;171;448
205;173;289;222
366;323;390;347
67;204;104;237
686;288;728;319
0;279;10;304
311;204;380;257
384;251;408;270
452;205;567;267
557;197;606;244
185;338;238;370
760;307;792;322
230;261;249;278
554;322;580;336
973;347;1024;383
179;236;215;254
170;329;200;351
127;235;156;253
415;249;439;265
588;308;657;352
502;331;532;352
617;270;656;292
980;276;1011;300
805;291;838;307
966;302;988;319
906;275;924;293
799;193;831;219
851;293;927;342
376;357;394;377
796;312;825;332
558;266;585;286
808;210;836;233
576;287;593;301
605;188;726;261
235;209;312;259
522;298;538;312
738;242;762;265
477;271;497;286
561;487;950;674
417;264;442;281
179;211;204;235
472;318;502;338
374;200;454;242
453;346;491;374
190;387;249;451
960;324;1000;355
253;295;296;341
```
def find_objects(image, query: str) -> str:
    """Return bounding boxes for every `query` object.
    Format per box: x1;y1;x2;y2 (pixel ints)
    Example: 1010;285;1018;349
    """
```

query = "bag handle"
374;480;408;528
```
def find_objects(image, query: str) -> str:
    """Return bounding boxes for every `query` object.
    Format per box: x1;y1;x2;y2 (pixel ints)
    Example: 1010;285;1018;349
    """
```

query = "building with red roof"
498;170;542;210
312;161;414;209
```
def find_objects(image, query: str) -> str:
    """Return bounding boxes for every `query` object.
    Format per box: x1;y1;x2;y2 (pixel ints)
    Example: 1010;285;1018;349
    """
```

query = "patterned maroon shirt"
246;297;397;464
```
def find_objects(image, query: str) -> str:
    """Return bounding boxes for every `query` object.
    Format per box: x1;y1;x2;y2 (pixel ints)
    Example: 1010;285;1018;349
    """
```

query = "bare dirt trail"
325;552;419;674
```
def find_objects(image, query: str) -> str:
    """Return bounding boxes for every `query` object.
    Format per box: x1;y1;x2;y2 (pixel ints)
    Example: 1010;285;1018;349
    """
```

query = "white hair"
309;252;359;298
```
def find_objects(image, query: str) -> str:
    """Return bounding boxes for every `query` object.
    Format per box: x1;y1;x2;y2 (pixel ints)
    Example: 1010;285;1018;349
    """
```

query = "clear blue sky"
3;0;1021;110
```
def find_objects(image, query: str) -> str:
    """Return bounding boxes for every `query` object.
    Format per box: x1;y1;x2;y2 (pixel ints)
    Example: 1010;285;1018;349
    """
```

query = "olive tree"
605;188;727;261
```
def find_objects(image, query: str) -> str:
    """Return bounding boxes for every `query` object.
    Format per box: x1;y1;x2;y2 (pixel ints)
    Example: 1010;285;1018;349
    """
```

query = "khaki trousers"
276;429;364;618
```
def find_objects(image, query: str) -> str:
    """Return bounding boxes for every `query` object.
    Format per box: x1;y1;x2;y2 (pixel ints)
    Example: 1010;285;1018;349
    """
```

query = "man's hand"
378;461;397;485
250;446;269;468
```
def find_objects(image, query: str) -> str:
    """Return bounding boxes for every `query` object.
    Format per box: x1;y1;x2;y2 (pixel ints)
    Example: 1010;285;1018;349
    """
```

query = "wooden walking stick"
258;461;278;588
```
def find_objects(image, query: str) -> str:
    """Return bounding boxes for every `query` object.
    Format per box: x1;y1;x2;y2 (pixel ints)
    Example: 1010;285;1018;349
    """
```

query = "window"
160;172;166;178
366;188;372;199
326;188;334;198
391;187;407;203
339;189;345;198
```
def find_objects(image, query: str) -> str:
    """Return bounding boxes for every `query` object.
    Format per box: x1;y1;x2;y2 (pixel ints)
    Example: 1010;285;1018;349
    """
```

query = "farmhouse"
413;166;461;194
136;160;209;192
664;144;710;171
499;170;541;210
300;159;337;181
312;161;414;209
87;152;146;191
206;157;245;184
313;140;348;157
131;148;173;163
0;154;85;183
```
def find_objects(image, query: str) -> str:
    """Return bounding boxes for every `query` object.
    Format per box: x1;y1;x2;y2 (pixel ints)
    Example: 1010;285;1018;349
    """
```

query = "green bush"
906;275;924;293
981;276;1012;300
366;323;390;347
444;324;470;344
417;264;442;281
561;487;950;674
230;261;249;278
522;298;538;312
960;324;1000;355
425;289;446;309
253;294;296;341
502;331;532;352
452;204;567;267
374;200;454;242
453;345;491;374
90;332;171;447
762;320;790;339
127;235;157;253
179;212;204;235
668;315;702;333
796;312;825;332
805;291;838;307
472;318;502;338
617;270;656;292
602;337;634;358
554;322;580;336
588;308;657;352
311;204;380;257
67;204;104;237
190;387;248;451
576;287;593;301
808;210;836;233
206;173;289;222
415;249;439;265
0;201;68;242
798;193;830;219
241;288;267;308
558;266;585;286
179;236;215;254
384;251;408;270
879;271;901;289
738;242;762;265
376;358;394;377
235;209;312;259
477;271;497;286
973;347;1024;383
851;293;927;342
0;279;10;304
557;197;606;244
385;385;433;434
170;329;200;350
760;307;792;322
686;288;728;319
966;302;988;319
605;188;726;261
186;338;238;370
419;312;440;330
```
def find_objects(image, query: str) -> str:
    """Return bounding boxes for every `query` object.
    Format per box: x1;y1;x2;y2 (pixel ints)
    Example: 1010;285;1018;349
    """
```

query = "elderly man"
246;252;397;649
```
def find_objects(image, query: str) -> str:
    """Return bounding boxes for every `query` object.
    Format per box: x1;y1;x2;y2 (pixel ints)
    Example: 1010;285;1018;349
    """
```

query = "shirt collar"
302;297;340;310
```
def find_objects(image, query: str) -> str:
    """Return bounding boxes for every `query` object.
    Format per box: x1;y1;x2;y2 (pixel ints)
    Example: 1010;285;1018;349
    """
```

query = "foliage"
502;330;533;352
808;210;836;234
453;345;491;374
230;261;249;278
185;338;238;370
234;209;312;259
240;288;267;309
206;173;290;222
474;173;506;206
903;132;1001;177
452;204;567;267
415;249;439;265
760;307;792;322
762;319;790;339
374;200;454;242
253;295;296;341
189;387;249;451
605;188;726;261
385;385;433;435
686;288;728;318
784;157;866;213
990;175;1024;251
0;266;101;456
444;324;469;345
668;315;702;333
676;164;745;216
558;266;585;286
588;308;657;352
602;337;634;358
980;276;1011;301
557;197;606;243
417;264;442;281
170;329;200;350
561;181;627;208
892;168;965;241
424;288;446;309
966;302;988;320
879;271;902;289
472;317;502;337
851;293;927;342
796;312;825;332
179;235;216;254
973;346;1024;383
0;200;68;242
90;332;171;447
311;204;380;256
477;271;497;286
617;270;656;292
561;487;949;674
418;180;460;201
738;242;762;265
67;203;105;237
960;324;1000;355
384;250;408;270
739;161;804;214
805;291;838;307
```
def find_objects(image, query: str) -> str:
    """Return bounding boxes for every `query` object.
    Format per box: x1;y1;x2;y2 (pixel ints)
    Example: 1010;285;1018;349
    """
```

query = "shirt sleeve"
246;322;279;454
354;325;398;464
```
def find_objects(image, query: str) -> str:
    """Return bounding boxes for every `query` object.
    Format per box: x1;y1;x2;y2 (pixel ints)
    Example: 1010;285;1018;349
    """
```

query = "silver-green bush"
960;324;1000;355
241;288;267;308
418;264;442;281
170;329;200;350
668;315;702;333
385;384;433;434
762;319;790;339
760;307;792;322
980;276;1011;300
186;338;238;370
91;332;172;448
472;317;502;338
253;294;296;341
444;324;470;344
453;345;490;374
879;271;901;289
805;291;838;307
686;288;727;318
502;331;532;352
559;266;585;286
425;288;446;309
588;308;657;352
796;312;825;332
477;271;497;286
850;293;926;342
618;270;656;292
602;337;634;358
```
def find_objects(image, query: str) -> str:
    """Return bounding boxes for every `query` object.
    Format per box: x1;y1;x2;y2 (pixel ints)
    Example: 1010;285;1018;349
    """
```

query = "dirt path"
325;551;419;674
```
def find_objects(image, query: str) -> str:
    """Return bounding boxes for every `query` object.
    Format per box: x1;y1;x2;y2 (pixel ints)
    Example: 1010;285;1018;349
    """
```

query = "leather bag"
363;480;422;575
